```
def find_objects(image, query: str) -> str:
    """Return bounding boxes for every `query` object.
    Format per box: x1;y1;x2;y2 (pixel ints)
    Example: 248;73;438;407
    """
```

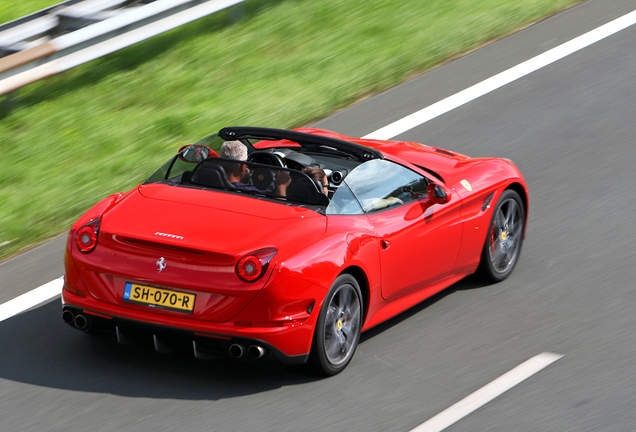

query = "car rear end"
62;184;328;364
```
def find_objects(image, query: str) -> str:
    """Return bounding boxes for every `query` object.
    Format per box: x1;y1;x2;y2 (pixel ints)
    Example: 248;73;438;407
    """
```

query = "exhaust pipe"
248;345;266;360
229;344;244;358
73;314;89;331
62;310;75;324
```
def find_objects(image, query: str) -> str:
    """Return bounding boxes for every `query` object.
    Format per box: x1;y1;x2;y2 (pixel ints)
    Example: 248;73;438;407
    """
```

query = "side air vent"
330;171;343;184
482;193;495;212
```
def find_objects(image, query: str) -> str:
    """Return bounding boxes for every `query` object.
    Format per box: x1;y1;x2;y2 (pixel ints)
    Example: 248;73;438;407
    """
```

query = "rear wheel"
478;189;525;282
310;274;362;376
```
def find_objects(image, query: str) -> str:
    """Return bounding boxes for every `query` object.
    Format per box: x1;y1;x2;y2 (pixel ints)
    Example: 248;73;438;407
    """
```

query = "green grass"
0;0;580;260
0;2;59;24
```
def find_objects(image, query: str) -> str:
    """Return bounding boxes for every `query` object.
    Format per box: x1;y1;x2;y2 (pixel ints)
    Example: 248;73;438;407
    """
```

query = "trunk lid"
78;184;326;322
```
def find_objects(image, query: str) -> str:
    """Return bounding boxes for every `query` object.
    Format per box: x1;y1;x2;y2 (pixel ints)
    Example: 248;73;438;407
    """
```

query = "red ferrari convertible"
62;127;527;375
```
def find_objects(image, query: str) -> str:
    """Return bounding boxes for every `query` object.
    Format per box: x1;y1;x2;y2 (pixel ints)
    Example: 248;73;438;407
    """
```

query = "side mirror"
427;182;452;205
178;144;218;163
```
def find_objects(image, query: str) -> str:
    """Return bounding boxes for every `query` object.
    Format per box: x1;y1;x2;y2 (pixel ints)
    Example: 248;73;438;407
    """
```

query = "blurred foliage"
0;0;580;260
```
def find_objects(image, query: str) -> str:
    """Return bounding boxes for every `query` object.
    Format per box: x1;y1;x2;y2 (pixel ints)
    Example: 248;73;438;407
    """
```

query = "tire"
310;274;363;376
477;189;525;282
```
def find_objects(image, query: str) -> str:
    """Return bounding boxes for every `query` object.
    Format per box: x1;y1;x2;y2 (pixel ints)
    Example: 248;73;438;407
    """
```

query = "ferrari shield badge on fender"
460;180;472;192
156;257;166;273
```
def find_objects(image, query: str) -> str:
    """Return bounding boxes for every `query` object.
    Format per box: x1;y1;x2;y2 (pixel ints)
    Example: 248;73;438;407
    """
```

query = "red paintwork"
63;128;528;361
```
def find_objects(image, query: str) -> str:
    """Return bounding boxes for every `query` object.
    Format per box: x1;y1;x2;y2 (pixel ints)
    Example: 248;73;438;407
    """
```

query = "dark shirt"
231;182;260;192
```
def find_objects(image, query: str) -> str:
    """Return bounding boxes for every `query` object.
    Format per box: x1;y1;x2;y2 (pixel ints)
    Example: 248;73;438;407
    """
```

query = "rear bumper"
61;242;330;362
61;303;310;365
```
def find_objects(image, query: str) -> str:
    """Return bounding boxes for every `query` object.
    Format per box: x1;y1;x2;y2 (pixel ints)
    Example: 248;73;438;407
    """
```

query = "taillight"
236;248;277;282
76;218;100;253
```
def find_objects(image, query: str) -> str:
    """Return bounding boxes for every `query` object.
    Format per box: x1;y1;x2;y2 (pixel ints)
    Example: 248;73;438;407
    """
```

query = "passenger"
302;167;329;196
284;167;329;204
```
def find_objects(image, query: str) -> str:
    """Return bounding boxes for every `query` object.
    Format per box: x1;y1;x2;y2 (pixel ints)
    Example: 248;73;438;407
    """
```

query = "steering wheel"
247;151;285;168
250;168;275;192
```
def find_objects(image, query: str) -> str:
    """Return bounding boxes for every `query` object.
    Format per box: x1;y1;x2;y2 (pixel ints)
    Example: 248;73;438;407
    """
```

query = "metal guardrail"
0;0;244;96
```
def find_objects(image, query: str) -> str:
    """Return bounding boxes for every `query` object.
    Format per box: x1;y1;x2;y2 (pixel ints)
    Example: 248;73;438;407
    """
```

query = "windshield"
327;159;429;215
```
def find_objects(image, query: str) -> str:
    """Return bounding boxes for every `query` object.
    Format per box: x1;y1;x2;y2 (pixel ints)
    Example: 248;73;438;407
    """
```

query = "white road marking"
2;10;636;321
410;352;563;432
0;277;63;322
364;9;636;140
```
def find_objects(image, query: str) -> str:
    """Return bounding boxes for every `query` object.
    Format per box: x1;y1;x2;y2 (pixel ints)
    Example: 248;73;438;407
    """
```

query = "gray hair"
220;140;248;161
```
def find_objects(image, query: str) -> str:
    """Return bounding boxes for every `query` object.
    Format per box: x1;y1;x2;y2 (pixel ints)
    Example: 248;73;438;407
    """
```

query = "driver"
219;140;257;191
219;141;291;195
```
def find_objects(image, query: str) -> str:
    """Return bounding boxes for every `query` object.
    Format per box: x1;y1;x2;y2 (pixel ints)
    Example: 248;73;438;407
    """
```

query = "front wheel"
310;274;362;376
478;189;525;282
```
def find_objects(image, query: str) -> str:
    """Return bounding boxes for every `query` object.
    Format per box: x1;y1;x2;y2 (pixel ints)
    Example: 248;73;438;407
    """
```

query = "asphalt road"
2;0;636;430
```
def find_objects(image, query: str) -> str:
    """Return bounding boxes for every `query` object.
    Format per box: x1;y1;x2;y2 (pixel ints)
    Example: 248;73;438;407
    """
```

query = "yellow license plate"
123;282;195;313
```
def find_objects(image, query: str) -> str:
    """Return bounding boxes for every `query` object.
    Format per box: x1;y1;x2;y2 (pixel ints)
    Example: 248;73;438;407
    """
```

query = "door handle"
381;239;391;250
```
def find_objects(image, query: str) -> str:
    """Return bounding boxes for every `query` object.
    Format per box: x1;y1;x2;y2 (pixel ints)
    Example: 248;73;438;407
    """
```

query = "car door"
332;159;463;300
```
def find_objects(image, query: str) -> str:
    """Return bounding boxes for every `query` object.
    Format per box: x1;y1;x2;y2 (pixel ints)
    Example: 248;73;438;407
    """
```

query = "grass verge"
0;2;60;24
0;0;580;261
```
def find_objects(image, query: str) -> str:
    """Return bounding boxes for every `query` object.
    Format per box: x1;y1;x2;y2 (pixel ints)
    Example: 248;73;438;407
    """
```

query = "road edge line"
363;9;636;140
0;277;63;322
410;352;564;432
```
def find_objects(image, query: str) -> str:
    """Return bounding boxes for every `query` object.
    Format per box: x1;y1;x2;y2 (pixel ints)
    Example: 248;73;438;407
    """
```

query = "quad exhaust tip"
229;344;266;359
229;344;244;358
63;309;90;332
63;310;267;361
73;314;89;331
248;345;266;359
62;310;74;324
